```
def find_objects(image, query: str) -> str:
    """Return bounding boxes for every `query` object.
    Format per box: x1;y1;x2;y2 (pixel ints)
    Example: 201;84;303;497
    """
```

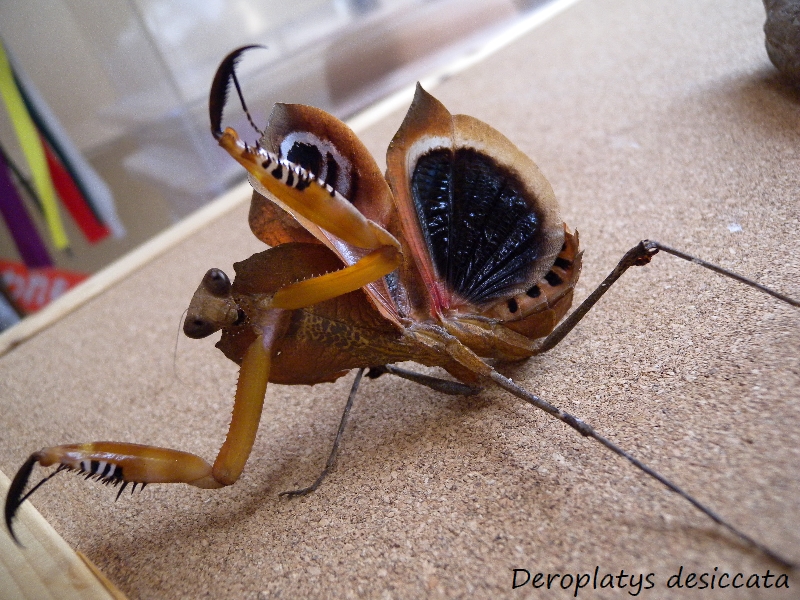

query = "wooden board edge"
0;469;127;600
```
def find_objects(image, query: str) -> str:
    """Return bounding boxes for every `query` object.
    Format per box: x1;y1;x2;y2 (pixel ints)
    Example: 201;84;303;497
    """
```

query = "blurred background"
0;0;552;327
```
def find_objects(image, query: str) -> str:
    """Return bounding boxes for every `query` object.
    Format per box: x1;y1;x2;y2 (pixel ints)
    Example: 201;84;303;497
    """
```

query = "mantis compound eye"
203;268;232;297
182;316;220;339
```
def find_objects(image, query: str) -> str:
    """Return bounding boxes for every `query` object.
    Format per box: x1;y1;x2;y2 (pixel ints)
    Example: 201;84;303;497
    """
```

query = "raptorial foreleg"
5;311;287;544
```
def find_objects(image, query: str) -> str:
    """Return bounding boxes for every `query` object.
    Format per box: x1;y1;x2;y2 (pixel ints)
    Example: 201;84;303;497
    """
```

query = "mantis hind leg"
280;364;482;499
280;369;365;498
535;240;798;354
367;364;481;396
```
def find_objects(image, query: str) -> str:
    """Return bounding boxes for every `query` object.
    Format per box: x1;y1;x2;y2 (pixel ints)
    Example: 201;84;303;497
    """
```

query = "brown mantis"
4;47;798;571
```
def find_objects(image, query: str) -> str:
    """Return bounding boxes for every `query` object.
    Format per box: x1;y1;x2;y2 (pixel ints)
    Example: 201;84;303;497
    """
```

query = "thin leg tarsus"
653;241;799;307
280;369;365;498
489;369;797;570
537;240;798;354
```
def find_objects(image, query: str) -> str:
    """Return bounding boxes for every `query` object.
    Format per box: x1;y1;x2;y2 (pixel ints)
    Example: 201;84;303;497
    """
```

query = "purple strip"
0;150;52;268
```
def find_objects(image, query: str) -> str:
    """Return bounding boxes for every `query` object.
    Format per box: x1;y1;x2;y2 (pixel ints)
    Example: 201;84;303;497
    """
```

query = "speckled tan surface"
2;0;799;598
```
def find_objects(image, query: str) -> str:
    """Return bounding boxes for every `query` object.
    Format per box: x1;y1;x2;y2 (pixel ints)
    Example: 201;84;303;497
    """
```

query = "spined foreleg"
210;47;402;311
5;313;283;544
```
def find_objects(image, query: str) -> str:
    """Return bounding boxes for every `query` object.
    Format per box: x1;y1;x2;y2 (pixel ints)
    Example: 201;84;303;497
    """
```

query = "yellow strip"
0;42;69;250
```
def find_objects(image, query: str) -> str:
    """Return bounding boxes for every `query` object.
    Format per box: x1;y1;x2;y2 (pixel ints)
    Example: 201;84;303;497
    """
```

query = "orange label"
0;259;87;313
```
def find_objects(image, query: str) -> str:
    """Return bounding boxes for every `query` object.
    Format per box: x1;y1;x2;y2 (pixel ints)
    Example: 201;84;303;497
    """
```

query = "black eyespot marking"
324;153;341;193
287;142;323;177
411;147;548;304
526;285;541;298
544;271;563;286
554;257;572;270
507;298;519;313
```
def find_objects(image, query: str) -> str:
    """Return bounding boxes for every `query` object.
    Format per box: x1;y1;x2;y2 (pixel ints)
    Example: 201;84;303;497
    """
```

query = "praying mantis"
5;47;799;575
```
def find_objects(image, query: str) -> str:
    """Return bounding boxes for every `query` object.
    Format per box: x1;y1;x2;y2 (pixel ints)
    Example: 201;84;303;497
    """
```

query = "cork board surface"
2;0;799;598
